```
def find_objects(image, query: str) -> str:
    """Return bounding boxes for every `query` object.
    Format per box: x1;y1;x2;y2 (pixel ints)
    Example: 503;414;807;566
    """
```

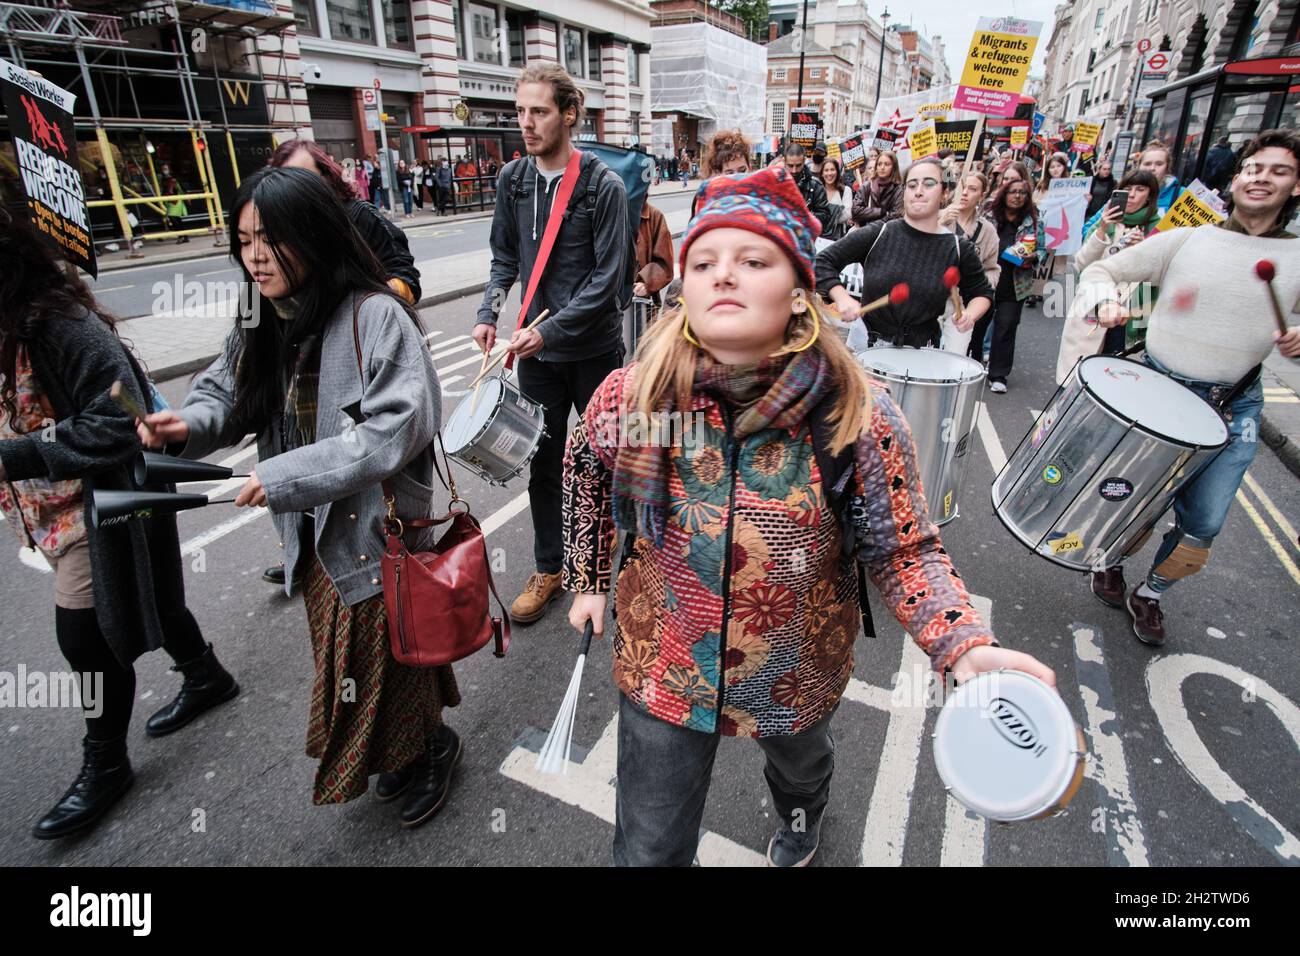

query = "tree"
716;0;771;44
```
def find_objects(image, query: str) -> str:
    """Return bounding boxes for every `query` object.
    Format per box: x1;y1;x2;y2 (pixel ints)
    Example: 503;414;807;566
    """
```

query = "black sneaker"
263;566;285;585
765;818;821;867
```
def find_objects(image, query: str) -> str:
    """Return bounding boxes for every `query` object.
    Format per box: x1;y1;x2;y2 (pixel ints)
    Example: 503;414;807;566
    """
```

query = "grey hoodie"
475;151;628;362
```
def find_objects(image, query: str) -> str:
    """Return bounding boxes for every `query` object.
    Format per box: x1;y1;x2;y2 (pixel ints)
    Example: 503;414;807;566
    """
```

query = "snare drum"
857;347;985;525
992;355;1229;570
443;376;547;486
933;669;1086;823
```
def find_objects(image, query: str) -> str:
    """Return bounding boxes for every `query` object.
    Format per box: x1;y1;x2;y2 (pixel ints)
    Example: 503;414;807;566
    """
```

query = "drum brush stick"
859;283;910;317
1254;260;1290;336
943;267;963;322
110;381;153;436
468;309;550;391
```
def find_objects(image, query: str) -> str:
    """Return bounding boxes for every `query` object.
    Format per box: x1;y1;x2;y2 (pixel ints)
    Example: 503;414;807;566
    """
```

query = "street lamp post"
875;5;891;111
796;0;810;113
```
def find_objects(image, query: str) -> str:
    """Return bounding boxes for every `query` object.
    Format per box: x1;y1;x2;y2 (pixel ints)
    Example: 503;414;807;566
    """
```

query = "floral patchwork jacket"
562;366;995;738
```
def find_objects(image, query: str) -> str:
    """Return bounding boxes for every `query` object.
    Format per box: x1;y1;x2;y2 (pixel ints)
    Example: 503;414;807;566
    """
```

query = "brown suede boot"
509;572;562;624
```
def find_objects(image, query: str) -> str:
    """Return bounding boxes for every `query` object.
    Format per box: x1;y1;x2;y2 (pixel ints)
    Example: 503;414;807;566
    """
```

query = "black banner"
840;131;869;171
934;120;985;162
2;58;97;276
871;127;900;152
789;107;821;149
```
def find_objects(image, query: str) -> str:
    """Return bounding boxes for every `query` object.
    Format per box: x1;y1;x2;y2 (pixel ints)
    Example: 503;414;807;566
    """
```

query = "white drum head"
445;377;503;453
1079;356;1228;447
933;670;1079;822
858;346;985;384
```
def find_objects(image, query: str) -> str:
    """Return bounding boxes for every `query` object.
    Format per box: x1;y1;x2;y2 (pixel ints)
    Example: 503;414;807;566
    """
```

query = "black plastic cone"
133;452;234;486
90;489;212;529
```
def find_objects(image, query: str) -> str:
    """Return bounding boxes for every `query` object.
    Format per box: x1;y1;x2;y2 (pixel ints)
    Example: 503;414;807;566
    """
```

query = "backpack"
508;144;654;310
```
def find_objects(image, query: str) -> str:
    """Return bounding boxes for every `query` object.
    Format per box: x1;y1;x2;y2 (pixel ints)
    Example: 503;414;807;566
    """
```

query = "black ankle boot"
145;642;240;738
32;735;134;840
375;755;428;802
398;725;462;828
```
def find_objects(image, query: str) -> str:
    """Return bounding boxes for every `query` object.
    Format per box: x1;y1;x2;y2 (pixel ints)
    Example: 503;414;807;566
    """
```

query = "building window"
588;38;602;81
291;0;317;35
326;0;375;44
470;2;501;65
810;67;822;79
1094;7;1105;30
628;48;640;86
771;101;786;132
381;0;413;50
452;0;465;59
563;27;584;77
506;8;526;67
772;67;787;81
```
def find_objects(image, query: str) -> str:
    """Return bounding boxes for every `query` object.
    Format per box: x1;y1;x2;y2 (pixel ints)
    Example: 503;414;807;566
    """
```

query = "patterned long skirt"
302;558;461;805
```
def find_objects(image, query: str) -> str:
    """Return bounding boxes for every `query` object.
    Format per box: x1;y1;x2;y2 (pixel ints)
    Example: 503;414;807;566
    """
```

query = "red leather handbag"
350;300;510;666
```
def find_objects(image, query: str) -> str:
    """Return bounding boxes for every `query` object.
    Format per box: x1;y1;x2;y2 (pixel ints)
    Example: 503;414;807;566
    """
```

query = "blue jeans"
373;186;390;211
401;187;413;215
1141;354;1264;593
612;694;836;866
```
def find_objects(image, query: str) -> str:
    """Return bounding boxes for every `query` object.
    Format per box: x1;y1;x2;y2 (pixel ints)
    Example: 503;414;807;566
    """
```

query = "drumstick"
467;309;550;391
110;381;154;436
943;266;963;323
469;347;493;415
1253;260;1290;336
858;283;910;317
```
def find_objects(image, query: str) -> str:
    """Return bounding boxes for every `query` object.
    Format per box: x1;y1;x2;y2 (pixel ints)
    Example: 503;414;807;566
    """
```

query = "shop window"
470;3;501;65
564;27;584;78
291;0;318;36
381;0;414;50
327;0;375;44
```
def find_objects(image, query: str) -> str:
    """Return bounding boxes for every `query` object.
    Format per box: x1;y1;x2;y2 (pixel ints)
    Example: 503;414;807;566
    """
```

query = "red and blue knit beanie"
679;165;820;290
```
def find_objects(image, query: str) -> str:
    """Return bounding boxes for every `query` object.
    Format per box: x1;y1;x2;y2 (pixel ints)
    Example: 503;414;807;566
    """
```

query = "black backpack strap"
507;158;528;203
808;394;877;640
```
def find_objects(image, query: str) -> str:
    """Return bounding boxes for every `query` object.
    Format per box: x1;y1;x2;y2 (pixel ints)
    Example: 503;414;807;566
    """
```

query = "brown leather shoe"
1127;590;1166;646
510;571;562;624
1090;566;1126;608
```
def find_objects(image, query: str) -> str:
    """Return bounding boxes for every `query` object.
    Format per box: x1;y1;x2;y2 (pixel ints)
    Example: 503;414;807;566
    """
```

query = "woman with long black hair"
0;209;238;840
969;177;1047;393
138;167;461;825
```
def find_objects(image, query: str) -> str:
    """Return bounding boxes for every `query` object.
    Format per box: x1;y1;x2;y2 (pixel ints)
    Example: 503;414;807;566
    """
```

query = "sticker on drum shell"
1098;477;1134;501
943;491;953;518
1046;531;1084;556
514;395;536;415
1042;464;1063;485
490;431;521;457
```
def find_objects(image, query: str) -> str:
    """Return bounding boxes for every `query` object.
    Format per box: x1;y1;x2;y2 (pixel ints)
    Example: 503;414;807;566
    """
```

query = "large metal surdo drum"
991;355;1229;570
857;346;986;525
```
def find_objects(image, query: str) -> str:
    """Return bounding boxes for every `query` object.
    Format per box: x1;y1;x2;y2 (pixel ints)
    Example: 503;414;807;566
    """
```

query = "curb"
1260;412;1300;481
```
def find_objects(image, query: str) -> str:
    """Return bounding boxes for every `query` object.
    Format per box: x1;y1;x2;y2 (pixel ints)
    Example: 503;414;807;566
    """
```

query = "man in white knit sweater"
1075;129;1300;645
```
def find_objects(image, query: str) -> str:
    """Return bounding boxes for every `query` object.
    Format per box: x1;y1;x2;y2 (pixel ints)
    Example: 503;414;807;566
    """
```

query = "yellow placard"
1073;121;1102;151
1049;533;1084;556
1155;190;1226;232
955;17;1041;116
909;122;938;159
918;101;953;121
1010;127;1028;149
825;139;841;161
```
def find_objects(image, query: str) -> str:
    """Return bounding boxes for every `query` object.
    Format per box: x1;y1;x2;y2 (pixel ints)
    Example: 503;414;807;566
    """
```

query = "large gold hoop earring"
681;307;701;347
772;309;820;357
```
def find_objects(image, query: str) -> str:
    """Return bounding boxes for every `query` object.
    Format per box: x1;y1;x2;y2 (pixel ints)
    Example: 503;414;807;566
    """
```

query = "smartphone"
1108;190;1129;212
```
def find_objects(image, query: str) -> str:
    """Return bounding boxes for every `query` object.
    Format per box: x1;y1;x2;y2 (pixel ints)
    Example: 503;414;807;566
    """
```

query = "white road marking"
428;341;478;362
975;402;1007;473
1073;625;1149;866
422;329;446;342
181;508;265;556
1146;654;1300;864
440;344;509;375
939;592;994;867
94;284;133;293
17;548;52;574
480;491;531;537
195;268;237;278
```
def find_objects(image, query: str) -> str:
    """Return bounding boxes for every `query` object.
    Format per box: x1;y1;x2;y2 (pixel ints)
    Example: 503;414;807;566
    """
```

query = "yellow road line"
1235;489;1300;588
1243;472;1299;550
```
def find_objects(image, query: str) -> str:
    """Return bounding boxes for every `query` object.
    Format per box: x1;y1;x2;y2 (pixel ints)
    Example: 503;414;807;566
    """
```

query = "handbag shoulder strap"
504;148;584;372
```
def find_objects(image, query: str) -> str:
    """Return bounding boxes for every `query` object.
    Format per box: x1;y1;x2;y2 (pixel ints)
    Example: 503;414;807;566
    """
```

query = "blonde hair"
629;293;872;456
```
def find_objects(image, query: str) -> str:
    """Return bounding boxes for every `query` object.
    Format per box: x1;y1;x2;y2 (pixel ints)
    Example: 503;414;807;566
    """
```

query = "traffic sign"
1146;52;1169;72
373;77;381;90
361;88;376;106
1137;38;1152;55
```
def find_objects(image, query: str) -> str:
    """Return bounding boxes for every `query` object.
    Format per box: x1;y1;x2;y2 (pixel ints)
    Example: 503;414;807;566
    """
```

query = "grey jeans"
613;694;836;866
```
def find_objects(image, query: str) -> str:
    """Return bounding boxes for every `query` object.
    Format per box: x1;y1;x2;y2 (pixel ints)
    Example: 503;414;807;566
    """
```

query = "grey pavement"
2;292;1296;867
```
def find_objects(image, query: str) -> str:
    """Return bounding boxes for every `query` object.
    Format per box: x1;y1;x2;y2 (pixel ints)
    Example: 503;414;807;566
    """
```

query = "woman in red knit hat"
561;165;1055;867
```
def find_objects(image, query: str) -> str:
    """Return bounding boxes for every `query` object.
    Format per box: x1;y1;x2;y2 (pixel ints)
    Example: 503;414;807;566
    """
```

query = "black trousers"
517;349;623;574
970;296;1025;383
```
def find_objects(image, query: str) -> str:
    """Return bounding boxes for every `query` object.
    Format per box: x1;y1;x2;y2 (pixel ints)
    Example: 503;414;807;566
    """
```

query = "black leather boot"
145;642;240;738
398;725;462;828
32;735;134;840
375;756;428;802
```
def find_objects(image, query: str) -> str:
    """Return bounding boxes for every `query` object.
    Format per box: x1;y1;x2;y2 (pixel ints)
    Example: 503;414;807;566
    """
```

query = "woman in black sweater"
0;211;238;840
817;156;994;348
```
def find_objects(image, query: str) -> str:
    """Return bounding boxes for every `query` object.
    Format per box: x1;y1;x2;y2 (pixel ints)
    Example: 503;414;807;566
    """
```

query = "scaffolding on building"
649;21;767;143
0;0;299;255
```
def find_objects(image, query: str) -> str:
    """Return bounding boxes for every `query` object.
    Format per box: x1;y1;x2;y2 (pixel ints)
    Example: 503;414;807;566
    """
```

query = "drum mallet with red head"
943;266;963;323
859;283;910;316
1254;260;1290;336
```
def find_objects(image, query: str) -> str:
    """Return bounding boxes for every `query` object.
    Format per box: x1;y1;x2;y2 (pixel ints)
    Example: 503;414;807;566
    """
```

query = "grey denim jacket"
177;292;441;605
